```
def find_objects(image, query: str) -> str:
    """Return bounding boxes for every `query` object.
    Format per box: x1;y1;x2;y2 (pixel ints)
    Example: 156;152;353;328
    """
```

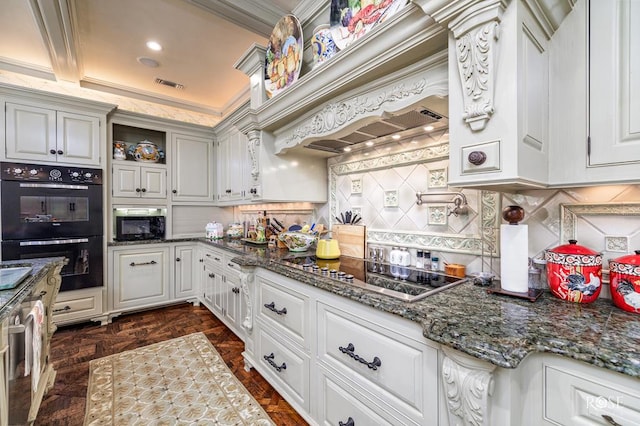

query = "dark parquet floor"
36;302;308;426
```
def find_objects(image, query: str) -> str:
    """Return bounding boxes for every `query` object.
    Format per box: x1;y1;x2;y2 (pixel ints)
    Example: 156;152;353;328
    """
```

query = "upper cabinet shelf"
234;3;448;133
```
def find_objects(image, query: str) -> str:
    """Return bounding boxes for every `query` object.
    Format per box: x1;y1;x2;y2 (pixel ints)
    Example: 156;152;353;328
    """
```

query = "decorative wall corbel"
246;129;261;181
441;346;496;425
449;1;507;131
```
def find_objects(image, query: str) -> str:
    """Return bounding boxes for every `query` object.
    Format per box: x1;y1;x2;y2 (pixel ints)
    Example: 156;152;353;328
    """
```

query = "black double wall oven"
1;162;103;292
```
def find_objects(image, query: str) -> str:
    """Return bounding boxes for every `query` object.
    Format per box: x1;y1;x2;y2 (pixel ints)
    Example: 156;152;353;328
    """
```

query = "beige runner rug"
84;332;275;425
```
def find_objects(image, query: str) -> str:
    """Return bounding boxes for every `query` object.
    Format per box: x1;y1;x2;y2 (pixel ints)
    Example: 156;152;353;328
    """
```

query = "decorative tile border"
560;203;640;245
329;150;501;256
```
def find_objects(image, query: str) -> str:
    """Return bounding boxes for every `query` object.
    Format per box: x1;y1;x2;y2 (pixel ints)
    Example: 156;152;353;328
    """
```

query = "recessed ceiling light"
343;147;352;152
392;134;401;140
424;125;434;131
137;57;159;68
365;141;374;147
146;41;162;51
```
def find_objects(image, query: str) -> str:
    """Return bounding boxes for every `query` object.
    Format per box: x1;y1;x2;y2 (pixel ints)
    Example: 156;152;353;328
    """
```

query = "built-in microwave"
115;215;165;241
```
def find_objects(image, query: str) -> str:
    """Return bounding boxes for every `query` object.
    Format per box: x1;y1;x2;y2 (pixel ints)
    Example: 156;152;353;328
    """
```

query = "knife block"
332;224;366;259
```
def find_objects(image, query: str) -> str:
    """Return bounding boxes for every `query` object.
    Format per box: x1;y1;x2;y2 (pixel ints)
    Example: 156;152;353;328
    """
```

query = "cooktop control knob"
29;169;38;175
302;263;313;270
85;172;93;179
13;168;23;175
71;171;80;178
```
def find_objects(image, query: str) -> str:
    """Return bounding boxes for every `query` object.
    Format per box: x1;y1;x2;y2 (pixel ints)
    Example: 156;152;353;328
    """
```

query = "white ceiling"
0;0;300;117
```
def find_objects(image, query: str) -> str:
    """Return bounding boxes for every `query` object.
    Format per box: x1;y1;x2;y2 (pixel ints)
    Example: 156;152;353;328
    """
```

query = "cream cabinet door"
174;244;197;299
589;0;640;166
112;247;169;310
140;166;166;198
5;103;57;162
56;111;101;165
171;133;214;202
112;164;166;199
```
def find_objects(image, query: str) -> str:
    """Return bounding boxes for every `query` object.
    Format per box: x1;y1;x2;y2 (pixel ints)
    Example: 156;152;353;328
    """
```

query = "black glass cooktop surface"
278;254;466;302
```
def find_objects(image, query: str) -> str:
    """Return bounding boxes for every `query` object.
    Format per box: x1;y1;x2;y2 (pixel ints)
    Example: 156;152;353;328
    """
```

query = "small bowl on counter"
278;232;317;252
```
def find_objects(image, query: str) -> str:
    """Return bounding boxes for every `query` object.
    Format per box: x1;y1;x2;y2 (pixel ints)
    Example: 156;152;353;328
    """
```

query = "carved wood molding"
246;129;261;180
441;346;496;426
239;270;254;331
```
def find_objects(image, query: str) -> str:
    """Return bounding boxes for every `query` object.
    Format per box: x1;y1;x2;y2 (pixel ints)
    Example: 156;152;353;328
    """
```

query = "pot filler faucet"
415;191;469;217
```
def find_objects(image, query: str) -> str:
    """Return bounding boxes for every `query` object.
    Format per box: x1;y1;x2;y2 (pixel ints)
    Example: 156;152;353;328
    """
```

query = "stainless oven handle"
20;238;89;246
19;183;89;190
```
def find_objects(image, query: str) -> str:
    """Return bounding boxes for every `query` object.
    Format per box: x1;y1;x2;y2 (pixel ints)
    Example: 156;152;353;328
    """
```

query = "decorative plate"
329;0;407;50
265;14;303;99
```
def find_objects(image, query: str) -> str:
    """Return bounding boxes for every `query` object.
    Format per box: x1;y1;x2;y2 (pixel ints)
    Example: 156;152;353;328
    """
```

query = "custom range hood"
302;101;449;155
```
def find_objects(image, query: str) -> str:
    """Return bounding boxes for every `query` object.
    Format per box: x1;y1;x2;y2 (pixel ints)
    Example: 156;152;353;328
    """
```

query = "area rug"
84;332;274;425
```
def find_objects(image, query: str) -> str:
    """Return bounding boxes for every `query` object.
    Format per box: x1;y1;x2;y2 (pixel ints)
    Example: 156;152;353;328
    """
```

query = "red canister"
609;250;640;313
545;240;602;303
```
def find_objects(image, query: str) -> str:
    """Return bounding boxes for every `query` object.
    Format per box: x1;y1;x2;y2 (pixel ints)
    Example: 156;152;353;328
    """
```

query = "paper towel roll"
500;224;529;293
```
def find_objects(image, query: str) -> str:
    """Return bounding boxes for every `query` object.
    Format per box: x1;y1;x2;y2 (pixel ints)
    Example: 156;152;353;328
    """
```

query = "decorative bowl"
278;232;317;252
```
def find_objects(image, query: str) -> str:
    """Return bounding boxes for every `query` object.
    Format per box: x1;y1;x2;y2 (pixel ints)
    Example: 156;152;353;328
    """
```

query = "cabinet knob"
141;188;147;192
176;257;181;262
209;273;215;278
468;150;487;165
172;189;177;194
339;418;355;426
135;188;141;193
57;149;64;155
50;149;57;155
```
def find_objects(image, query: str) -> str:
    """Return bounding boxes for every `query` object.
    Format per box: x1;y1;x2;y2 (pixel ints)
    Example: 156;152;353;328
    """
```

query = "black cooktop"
278;254;466;302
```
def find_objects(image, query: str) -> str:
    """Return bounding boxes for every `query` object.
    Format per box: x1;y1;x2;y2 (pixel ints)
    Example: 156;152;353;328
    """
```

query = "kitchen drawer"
257;274;309;348
461;140;501;174
318;369;411;426
223;252;241;274
52;288;103;324
544;364;640;425
201;246;224;267
257;325;309;412
317;302;437;417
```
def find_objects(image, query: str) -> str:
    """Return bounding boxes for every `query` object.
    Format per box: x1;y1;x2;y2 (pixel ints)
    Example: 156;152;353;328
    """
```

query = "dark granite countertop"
111;238;640;378
0;257;66;321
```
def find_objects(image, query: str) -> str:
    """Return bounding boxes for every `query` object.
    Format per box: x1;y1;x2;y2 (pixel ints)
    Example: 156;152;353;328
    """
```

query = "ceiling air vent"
154;78;185;90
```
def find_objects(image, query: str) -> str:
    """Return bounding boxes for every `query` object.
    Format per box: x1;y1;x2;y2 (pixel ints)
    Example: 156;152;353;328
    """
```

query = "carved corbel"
245;129;261;181
239;270;254;331
449;1;507;131
441;346;496;426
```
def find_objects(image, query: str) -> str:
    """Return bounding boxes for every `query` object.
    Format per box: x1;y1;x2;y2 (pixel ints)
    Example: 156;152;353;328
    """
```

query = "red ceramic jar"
545;240;602;303
609;251;640;313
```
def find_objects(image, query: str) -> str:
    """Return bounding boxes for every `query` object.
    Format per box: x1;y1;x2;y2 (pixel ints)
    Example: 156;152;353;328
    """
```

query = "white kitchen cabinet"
446;0;551;190
171;132;214;203
5;102;102;166
199;245;246;339
549;0;640;185
245;267;440;426
111;246;170;311
111;162;166;199
216;127;250;203
51;287;105;326
173;243;197;299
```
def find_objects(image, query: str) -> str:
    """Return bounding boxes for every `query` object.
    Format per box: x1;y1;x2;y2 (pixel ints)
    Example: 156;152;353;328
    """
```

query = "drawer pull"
339;418;355;426
264;301;287;315
468;150;487;165
263;353;286;372
53;305;71;313
602;415;623;426
129;260;157;267
232;287;240;294
339;343;382;370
